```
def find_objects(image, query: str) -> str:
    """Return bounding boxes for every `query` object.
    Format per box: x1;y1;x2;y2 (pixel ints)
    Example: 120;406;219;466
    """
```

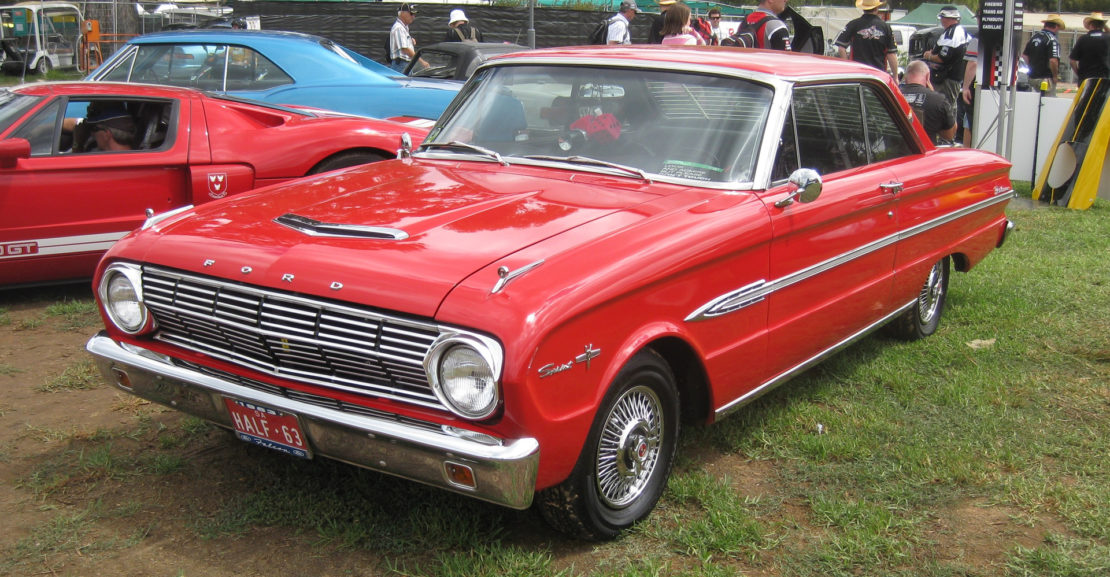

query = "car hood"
129;160;660;318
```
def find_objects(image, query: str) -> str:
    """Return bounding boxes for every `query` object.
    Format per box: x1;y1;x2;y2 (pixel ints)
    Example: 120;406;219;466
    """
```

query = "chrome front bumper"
86;333;540;510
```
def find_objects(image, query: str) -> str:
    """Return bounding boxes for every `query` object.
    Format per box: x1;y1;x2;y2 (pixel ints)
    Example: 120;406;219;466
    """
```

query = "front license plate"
223;398;312;459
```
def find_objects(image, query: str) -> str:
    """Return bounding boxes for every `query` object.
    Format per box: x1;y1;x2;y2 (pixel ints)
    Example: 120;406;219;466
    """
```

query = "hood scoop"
275;213;409;240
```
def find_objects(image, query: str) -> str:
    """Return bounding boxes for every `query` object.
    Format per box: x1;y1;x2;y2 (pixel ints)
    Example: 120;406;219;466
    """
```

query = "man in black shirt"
1023;15;1064;95
1070;12;1109;86
901;60;956;145
649;0;675;44
835;0;898;77
924;6;970;118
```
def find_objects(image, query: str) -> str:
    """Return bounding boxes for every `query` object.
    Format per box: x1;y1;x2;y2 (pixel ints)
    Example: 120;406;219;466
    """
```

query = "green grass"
45;298;100;331
38;359;101;392
3;188;1107;576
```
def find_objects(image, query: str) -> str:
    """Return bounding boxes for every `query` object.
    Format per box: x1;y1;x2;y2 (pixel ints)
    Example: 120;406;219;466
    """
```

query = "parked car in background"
0;81;430;287
86;46;1015;540
0;1;83;75
87;30;460;119
405;42;527;81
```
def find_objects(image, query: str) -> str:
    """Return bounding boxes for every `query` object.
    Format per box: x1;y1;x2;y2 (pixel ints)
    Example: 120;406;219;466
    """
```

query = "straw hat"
1083;12;1106;27
856;0;885;10
1041;14;1065;29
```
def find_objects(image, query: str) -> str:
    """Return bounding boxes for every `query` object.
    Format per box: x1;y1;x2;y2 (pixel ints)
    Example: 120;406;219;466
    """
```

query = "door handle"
880;182;904;194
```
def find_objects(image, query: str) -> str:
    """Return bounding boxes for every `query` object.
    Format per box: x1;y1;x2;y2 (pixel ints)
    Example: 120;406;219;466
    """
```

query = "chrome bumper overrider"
86;333;539;509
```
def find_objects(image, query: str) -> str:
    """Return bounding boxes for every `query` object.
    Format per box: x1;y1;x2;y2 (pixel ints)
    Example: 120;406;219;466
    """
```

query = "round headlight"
428;338;501;420
100;265;149;334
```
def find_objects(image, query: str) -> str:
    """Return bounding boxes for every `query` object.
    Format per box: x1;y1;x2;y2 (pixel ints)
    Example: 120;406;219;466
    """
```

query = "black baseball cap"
399;3;417;14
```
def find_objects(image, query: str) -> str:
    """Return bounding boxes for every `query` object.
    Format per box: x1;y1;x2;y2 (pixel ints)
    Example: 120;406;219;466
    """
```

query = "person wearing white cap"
924;5;969;118
1023;15;1065;96
1069;13;1109;85
445;9;483;43
834;0;898;77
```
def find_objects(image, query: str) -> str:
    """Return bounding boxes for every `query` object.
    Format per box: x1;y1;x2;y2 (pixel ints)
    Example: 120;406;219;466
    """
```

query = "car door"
0;95;191;286
760;82;918;379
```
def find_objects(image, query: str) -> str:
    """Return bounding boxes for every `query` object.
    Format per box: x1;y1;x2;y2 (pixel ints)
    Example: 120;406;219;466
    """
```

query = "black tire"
307;151;388;175
888;256;950;340
536;350;680;540
34;57;51;76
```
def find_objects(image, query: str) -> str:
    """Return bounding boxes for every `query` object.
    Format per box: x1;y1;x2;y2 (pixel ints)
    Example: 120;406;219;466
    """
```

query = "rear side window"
101;44;292;92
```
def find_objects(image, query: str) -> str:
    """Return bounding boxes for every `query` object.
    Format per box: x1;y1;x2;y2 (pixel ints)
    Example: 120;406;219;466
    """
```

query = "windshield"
0;90;42;134
423;64;774;184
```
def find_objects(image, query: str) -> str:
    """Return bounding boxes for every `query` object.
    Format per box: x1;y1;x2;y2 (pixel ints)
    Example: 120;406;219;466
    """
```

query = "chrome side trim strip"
687;191;1014;321
714;299;914;419
685;280;767;322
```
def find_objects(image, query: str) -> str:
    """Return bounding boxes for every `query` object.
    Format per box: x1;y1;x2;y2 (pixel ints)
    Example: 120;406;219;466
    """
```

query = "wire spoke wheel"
594;385;663;509
917;259;945;326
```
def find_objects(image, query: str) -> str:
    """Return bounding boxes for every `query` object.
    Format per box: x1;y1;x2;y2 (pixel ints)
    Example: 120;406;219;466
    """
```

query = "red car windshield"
423;64;774;184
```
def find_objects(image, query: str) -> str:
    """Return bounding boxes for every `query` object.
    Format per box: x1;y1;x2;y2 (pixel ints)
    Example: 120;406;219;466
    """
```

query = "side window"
771;105;799;182
789;84;914;176
11;99;63;156
861;86;915;162
97;48;137;82
14;98;176;155
224;47;292;91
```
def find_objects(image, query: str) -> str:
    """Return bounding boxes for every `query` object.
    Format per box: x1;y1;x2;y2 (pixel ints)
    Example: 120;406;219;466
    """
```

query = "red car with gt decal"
0;82;429;287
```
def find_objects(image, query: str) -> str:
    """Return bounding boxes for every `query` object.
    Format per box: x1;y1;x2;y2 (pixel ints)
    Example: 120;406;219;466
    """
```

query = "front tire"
888;256;950;340
34;56;51;75
536;350;679;540
307;151;388;175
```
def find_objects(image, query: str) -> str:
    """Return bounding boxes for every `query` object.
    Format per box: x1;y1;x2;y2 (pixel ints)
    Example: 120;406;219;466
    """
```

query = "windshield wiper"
520;155;652;183
422;141;509;166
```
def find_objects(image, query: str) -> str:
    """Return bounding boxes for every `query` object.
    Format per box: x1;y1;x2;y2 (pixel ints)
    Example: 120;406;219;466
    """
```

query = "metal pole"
996;1;1014;157
527;0;535;49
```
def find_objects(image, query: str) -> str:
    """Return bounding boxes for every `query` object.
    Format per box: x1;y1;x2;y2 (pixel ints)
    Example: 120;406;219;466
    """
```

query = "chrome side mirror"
774;168;823;208
398;132;413;160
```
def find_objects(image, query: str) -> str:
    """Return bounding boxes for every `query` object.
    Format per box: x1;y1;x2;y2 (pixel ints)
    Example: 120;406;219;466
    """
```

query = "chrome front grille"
141;267;445;409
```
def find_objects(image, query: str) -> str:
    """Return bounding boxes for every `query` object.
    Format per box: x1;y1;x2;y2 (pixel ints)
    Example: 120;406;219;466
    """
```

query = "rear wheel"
888;256;950;340
536;350;679;540
34;56;51;75
307;151;388;175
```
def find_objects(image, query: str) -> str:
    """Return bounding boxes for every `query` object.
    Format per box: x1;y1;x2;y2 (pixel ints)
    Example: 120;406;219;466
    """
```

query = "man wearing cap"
924;5;970;118
1070;13;1109;86
73;104;137;152
1023;15;1065;96
834;0;898;77
445;9;482;43
649;0;675;44
608;1;638;45
389;3;418;73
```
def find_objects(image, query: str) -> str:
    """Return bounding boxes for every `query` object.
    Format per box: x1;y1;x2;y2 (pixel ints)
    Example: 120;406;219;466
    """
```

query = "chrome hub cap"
595;385;663;509
918;260;944;324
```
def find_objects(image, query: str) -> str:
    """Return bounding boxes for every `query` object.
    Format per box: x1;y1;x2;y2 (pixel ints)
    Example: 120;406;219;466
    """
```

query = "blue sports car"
88;30;459;120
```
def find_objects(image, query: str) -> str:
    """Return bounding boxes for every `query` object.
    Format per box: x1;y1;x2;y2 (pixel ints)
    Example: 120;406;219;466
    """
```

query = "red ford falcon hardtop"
87;46;1014;539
